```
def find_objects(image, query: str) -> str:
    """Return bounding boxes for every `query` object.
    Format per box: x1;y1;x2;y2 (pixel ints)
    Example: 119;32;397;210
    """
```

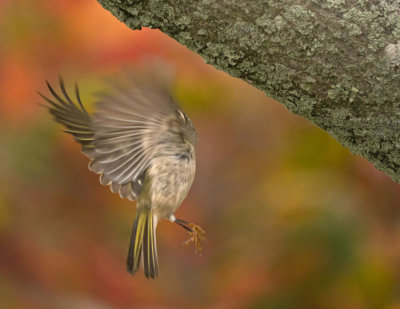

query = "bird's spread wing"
40;78;152;201
90;73;180;201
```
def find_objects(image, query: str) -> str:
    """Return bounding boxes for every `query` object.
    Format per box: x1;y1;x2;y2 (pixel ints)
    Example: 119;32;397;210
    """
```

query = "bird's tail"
127;208;159;278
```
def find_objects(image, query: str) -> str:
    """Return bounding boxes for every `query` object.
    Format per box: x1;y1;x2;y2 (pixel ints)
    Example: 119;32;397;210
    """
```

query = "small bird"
39;69;205;278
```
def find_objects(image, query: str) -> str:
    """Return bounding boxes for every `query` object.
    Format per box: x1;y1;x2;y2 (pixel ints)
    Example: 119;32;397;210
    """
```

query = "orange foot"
180;223;206;255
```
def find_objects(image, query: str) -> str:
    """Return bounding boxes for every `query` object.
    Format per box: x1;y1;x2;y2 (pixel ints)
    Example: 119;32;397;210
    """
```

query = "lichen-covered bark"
97;0;400;183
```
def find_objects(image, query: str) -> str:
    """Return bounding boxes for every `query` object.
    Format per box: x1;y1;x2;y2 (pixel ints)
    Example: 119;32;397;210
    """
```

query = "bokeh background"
1;0;400;308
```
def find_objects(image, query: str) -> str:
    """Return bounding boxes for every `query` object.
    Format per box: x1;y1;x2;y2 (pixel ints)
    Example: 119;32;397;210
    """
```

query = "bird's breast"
147;152;196;219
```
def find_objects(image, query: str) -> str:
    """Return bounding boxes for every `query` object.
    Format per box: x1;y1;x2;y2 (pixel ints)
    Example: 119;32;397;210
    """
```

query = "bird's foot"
180;223;206;255
175;219;206;255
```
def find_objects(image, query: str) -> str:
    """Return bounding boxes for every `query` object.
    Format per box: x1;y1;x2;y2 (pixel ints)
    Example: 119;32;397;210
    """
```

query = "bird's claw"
180;223;206;255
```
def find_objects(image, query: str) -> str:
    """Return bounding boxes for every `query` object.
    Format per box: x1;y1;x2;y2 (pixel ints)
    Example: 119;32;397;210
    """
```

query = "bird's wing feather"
41;78;148;201
39;79;95;158
91;75;181;200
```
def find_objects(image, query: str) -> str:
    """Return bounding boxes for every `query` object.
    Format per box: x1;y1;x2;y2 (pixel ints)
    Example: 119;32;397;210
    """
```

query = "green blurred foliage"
1;0;400;308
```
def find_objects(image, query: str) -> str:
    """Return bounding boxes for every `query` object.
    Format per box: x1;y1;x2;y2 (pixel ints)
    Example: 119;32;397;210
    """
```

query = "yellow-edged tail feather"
127;208;158;278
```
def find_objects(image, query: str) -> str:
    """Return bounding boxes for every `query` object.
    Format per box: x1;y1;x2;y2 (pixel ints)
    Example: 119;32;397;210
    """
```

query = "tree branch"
97;0;400;183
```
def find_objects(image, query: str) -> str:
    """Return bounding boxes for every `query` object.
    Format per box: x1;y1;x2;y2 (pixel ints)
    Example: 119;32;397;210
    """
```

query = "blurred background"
1;0;400;308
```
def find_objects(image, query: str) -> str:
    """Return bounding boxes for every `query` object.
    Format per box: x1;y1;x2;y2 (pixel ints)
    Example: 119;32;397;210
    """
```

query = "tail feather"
143;212;158;278
127;209;158;278
126;214;141;274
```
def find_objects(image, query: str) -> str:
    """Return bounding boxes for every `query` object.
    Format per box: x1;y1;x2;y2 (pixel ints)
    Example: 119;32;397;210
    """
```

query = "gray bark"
97;0;400;183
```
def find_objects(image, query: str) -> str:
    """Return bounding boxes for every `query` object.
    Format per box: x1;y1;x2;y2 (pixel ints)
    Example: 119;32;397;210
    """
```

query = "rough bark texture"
97;0;400;183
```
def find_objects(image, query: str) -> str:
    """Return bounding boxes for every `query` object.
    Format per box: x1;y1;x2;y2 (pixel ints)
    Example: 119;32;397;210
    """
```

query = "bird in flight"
39;69;205;279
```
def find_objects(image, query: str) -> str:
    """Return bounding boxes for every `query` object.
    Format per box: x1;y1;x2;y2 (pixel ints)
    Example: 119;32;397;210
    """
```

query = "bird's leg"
174;218;206;255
